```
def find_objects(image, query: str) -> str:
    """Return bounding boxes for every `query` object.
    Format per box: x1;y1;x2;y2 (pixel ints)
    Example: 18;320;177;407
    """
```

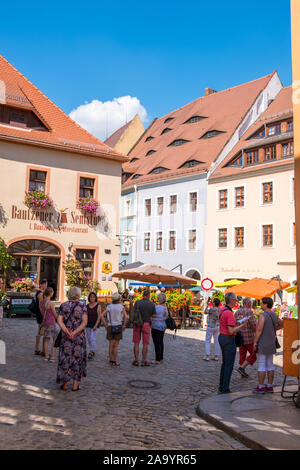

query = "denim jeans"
218;335;236;393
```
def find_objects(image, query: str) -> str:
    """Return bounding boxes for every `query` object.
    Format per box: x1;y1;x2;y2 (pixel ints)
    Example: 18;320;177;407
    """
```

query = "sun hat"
112;292;121;302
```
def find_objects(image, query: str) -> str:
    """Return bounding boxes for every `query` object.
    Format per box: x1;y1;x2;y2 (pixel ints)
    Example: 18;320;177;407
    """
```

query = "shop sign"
102;261;112;274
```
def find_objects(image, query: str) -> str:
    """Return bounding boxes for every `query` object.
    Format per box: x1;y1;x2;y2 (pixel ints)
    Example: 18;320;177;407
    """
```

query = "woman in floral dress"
56;287;88;391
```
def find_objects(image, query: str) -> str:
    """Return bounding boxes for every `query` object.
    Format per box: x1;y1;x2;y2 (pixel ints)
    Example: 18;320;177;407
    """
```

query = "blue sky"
0;1;292;138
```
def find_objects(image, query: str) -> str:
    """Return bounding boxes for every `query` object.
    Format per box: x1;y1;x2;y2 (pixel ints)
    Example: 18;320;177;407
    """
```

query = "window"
146;150;156;156
245;150;258;165
122;172;132;184
168;139;190;147
156;232;163;251
201;130;224;139
264;145;276;161
170;195;177;214
268;126;275;136
79;177;95;198
219;189;228;209
29;170;47;191
145;136;154;142
262;182;273;204
282;142;293;157
188;229;197;250
234;227;244;248
218;229;227;248
122;240;130;255
235;187;244;207
130;158;139;163
75;249;95;276
288;121;293;132
275;123;281;135
179;159;204;168
144;233;150;252
164;117;174;123
169;231;176;251
262;225;273;247
161;128;172;135
10;111;25;126
132;174;142;179
184;116;205;124
230;155;243;167
157;197;164;215
189;192;197;212
149;167;168;174
145;199;151;216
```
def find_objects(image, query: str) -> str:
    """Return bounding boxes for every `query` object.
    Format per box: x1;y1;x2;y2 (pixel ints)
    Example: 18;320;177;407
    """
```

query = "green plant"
213;290;225;302
63;258;100;297
0;238;15;274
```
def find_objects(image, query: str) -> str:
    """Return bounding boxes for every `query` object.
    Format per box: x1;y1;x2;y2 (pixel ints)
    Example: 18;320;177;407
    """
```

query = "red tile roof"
210;86;293;180
0;55;127;162
122;72;276;188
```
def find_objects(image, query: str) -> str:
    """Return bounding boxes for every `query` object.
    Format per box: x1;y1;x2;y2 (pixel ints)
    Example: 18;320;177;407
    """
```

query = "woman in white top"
101;293;128;366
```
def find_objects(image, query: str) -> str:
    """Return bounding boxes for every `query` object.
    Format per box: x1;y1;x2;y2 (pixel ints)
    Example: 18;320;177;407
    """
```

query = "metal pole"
291;0;300;407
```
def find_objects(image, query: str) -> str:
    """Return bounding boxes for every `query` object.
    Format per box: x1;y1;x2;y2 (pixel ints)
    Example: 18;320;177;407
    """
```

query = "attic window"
149;167;168;174
122;172;133;184
145;136;154;142
164;117;174;123
146;150;156;156
130;158;139;163
228;154;243;167
132;174;142;179
184;116;206;124
10;112;25;123
201;130;224;139
161;128;172;135
168;139;190;147
179;160;204;169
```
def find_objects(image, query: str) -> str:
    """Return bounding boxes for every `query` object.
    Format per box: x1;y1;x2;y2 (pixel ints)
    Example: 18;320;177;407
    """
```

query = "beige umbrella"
112;264;197;286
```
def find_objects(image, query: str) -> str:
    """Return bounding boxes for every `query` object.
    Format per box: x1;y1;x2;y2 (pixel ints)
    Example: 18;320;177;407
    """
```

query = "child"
41;287;58;362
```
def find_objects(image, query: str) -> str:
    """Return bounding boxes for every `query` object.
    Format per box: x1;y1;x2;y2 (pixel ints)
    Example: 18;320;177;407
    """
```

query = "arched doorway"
8;239;61;300
185;268;201;281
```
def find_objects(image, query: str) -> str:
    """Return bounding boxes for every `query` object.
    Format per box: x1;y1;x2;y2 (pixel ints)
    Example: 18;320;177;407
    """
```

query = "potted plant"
24;190;53;210
76;197;99;216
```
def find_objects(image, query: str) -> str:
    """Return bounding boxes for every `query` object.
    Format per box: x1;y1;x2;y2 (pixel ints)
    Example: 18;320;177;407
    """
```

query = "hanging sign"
201;278;214;291
102;261;112;274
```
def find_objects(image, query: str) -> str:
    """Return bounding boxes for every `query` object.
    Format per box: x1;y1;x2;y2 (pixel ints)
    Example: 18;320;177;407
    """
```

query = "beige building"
204;87;296;298
104;114;145;155
0;55;127;301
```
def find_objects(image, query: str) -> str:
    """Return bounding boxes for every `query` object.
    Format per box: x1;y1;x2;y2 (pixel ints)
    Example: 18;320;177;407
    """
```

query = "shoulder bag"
107;307;123;334
54;302;78;348
266;311;281;349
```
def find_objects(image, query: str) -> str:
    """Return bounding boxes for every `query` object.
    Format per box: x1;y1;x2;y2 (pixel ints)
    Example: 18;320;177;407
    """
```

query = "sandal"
132;360;139;366
141;361;150;367
34;350;41;355
111;361;120;366
88;351;95;360
72;386;80;391
60;384;68;391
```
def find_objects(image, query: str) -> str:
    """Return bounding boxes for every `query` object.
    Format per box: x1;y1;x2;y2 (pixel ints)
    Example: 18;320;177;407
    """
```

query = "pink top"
219;306;236;336
41;299;56;326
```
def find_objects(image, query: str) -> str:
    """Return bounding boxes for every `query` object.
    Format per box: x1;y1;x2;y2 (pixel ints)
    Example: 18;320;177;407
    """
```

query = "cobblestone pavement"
0;318;287;450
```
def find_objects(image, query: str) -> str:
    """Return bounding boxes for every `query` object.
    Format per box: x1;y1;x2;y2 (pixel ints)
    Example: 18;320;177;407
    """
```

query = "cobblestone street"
0;318;286;450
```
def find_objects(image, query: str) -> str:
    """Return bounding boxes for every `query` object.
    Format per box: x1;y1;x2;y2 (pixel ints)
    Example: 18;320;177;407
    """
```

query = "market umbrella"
112;264;197;286
226;277;290;300
214;279;244;288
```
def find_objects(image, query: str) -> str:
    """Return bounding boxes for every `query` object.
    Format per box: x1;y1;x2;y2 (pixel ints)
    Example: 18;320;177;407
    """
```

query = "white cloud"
69;95;148;141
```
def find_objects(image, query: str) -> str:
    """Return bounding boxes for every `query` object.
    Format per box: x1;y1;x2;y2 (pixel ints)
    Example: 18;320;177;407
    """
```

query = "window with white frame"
144;233;151;251
157;197;164;215
235;187;244;207
145;199;151;216
262;225;273;247
170;195;177;214
169;231;176;251
189;192;197;212
188;229;197;250
234;227;244;248
218;228;227;248
156;232;163;251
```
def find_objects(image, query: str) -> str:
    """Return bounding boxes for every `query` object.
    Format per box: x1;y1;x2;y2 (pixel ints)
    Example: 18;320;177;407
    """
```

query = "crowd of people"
32;279;284;395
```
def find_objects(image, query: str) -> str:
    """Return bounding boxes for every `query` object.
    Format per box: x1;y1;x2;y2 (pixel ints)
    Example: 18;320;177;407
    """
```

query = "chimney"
205;87;217;96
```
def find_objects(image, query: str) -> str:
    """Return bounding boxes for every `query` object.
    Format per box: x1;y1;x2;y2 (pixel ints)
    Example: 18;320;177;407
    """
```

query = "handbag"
54;302;78;348
266;311;281;349
165;306;177;332
108;309;123;334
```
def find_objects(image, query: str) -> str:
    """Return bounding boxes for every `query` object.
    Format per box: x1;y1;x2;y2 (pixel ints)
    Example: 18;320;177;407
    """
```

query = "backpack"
30;291;43;323
131;301;144;328
165;306;177;335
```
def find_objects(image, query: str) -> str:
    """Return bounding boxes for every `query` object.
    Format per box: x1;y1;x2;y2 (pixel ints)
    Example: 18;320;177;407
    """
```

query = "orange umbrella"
225;277;290;300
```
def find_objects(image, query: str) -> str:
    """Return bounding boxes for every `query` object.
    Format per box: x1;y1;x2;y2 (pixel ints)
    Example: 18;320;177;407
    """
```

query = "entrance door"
8;239;61;300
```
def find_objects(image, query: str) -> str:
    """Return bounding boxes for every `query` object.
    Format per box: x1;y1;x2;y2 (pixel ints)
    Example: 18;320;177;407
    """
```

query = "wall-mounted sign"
102;261;112;274
201;278;214;291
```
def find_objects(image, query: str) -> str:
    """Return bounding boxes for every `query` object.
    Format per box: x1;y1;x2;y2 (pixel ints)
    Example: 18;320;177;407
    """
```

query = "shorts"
44;324;58;339
132;322;151;345
106;326;123;341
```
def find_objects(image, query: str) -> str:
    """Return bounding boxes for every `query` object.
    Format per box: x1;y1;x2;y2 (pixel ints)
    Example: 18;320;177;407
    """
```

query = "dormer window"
183;116;206;124
149;167;168;174
146;150;156;156
179;160;204;168
168;139;190;147
130;158;139;163
161;128;172;135
132;174;142;179
10;111;26;127
145;136;154;142
200;130;224;139
0;104;48;131
164;117;174;123
122;172;133;184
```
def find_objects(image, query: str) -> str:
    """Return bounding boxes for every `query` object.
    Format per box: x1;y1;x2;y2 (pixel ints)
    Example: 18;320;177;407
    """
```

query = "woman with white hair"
56;287;88;391
101;292;128;366
151;293;168;364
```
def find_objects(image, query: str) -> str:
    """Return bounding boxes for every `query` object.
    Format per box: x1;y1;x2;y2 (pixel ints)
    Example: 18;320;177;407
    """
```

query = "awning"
226;277;290;300
214;279;244;288
112;264;197;286
286;285;297;293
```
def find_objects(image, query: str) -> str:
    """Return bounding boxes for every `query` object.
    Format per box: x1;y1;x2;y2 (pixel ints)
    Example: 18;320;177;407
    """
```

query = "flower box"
76;197;99;216
24;190;53;210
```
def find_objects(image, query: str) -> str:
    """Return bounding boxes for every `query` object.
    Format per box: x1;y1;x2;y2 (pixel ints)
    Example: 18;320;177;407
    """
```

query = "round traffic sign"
201;277;214;291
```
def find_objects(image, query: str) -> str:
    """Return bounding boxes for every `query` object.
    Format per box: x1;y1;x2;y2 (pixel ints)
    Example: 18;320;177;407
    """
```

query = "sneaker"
253;386;265;394
237;367;249;378
265;385;274;393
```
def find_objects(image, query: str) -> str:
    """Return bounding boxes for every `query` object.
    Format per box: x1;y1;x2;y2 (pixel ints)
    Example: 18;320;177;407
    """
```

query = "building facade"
0;55;126;300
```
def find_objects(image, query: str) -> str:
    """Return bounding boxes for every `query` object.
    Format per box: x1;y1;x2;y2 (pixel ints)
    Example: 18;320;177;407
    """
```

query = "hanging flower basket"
76;197;99;216
24;190;54;210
